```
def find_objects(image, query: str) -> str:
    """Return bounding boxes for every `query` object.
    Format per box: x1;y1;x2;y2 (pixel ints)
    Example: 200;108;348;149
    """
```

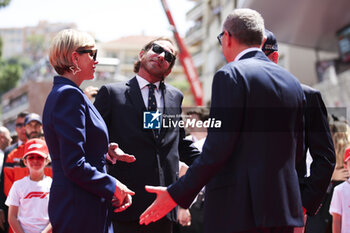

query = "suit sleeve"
51;88;116;199
299;89;336;215
0;169;6;210
94;85;112;127
168;69;245;208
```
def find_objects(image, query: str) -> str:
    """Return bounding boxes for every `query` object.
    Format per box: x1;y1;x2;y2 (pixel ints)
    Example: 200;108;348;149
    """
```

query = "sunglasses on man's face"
76;49;97;61
217;31;232;46
217;32;225;45
15;123;25;128
151;44;175;63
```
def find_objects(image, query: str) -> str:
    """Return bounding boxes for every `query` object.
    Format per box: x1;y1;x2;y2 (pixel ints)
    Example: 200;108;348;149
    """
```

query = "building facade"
97;35;194;105
0;21;77;60
1;34;193;134
1;80;52;133
184;0;349;112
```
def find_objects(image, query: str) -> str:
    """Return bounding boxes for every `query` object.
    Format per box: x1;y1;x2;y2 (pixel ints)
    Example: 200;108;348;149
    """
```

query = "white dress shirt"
234;47;261;61
0;149;4;175
136;75;164;110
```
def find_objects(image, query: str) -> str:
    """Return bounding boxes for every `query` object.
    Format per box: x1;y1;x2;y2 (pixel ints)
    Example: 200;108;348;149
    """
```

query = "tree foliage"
26;34;45;60
0;61;22;95
0;0;11;8
0;37;3;58
0;56;32;95
7;56;33;70
0;0;25;95
0;35;31;95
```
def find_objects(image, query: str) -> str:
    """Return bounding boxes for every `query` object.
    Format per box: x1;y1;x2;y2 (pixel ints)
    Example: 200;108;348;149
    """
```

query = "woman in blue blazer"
43;29;134;233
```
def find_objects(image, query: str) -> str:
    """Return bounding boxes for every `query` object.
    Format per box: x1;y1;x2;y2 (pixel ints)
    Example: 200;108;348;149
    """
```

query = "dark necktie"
147;84;159;138
147;84;157;112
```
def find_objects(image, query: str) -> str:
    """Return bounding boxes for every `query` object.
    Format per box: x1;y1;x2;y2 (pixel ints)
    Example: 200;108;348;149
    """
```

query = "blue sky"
0;0;195;42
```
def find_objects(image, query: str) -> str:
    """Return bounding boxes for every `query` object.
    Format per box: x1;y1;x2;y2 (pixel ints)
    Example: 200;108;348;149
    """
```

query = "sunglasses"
76;49;97;61
217;32;224;45
151;44;175;63
16;123;24;128
217;31;231;46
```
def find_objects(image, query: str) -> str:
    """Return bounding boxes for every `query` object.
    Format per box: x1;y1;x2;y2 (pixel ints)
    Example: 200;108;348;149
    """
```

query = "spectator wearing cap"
5;113;43;166
3;113;52;198
5;138;52;233
262;29;336;233
329;146;350;233
262;29;279;64
24;113;43;140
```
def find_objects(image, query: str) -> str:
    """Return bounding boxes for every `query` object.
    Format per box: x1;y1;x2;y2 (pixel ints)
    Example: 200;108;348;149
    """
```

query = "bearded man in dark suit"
94;37;200;233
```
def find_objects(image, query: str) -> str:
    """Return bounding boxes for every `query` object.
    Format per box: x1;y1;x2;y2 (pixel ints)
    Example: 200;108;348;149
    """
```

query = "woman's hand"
113;180;135;212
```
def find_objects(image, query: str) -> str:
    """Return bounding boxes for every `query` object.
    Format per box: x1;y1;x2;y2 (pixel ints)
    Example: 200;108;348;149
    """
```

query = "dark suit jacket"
296;84;335;215
3;143;19;162
0;142;18;200
94;77;200;222
43;76;116;233
168;50;305;233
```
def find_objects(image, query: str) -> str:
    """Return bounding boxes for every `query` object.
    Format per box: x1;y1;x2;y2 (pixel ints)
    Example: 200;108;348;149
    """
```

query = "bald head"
0;126;12;150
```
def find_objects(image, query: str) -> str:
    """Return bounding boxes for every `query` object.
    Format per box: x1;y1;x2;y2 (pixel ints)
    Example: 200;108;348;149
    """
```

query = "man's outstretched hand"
139;186;177;225
107;142;136;164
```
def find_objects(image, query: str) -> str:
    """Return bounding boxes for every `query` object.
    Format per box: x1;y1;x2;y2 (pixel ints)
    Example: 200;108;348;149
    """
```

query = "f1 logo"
143;110;161;129
24;192;49;199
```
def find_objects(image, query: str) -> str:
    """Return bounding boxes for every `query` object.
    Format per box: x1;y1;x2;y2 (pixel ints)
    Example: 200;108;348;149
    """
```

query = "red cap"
23;138;49;159
344;147;350;163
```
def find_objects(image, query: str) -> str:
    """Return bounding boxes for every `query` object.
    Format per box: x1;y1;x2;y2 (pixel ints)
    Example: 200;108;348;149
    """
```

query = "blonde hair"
330;121;350;168
49;29;95;75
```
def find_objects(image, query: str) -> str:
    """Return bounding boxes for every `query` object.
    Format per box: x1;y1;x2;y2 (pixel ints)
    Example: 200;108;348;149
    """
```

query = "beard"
26;131;41;139
140;58;168;81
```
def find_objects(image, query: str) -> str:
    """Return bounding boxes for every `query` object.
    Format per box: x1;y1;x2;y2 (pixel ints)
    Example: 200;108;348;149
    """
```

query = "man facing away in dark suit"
94;37;200;233
139;8;306;233
262;29;336;233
